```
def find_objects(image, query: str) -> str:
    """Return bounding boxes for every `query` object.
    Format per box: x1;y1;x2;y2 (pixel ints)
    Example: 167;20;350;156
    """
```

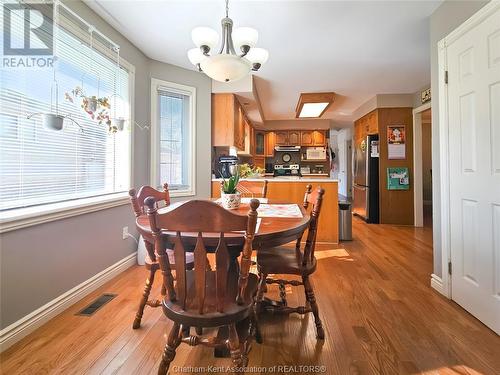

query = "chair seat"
145;249;194;267
162;270;258;327
257;246;317;275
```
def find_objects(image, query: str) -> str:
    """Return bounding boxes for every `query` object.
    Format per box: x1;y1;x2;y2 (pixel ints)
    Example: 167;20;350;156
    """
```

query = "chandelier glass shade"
187;1;268;82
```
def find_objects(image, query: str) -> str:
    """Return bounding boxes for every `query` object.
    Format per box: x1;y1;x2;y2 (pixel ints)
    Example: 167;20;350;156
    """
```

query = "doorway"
421;109;432;228
412;102;431;227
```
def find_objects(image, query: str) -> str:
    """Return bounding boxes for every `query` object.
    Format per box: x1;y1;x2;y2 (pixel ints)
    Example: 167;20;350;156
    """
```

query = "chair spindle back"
129;183;171;217
145;199;260;315
302;187;325;266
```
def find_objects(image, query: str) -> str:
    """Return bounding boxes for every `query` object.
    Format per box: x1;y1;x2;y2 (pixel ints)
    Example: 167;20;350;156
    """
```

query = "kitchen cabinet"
265;131;276;157
275;131;289;145
367;111;378;134
253;156;265;169
249;125;255;155
235;105;246;150
312;130;326;146
237;117;252;155
288;131;300;145
300;131;314;146
212;93;246;150
354;109;378;142
254;130;265;156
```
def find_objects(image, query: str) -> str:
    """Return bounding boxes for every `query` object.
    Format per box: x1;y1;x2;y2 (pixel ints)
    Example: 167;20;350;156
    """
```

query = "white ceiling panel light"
187;0;269;82
298;103;330;118
296;92;336;118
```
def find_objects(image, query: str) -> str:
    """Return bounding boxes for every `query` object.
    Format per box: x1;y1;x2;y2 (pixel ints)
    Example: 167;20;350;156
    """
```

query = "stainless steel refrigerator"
352;134;379;223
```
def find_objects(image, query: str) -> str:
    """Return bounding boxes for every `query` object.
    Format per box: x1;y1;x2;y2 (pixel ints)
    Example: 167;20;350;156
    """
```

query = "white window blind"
0;3;131;212
152;82;195;194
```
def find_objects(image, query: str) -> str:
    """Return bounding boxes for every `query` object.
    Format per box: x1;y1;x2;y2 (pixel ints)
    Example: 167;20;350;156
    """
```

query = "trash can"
338;202;352;241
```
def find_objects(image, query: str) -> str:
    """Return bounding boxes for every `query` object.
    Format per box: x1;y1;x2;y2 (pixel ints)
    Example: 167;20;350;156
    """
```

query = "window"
0;4;131;217
151;79;195;196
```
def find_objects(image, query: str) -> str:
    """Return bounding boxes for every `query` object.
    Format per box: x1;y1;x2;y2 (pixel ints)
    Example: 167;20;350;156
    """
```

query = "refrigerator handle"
352;147;357;179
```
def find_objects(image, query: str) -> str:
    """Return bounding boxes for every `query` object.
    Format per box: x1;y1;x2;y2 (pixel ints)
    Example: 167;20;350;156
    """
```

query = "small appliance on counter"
265;162;274;173
274;164;302;177
215;155;238;178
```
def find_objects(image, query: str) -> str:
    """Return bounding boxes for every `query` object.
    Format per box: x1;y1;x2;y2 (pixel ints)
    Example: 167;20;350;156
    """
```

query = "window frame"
0;16;135;234
150;78;196;198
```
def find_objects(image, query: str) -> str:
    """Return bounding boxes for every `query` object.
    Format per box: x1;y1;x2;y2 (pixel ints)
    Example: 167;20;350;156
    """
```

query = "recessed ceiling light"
295;92;335;118
298;103;329;118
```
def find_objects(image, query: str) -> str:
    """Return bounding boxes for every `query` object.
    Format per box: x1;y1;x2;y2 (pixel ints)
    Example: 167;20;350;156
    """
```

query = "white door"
446;4;500;334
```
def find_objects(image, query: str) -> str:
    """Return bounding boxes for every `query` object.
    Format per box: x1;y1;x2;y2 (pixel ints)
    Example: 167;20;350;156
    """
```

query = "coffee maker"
215;155;238;178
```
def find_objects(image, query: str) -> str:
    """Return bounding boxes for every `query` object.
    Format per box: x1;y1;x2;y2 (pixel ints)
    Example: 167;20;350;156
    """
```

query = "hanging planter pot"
83;96;98;112
111;117;125;131
42;113;65;130
27;113;83;132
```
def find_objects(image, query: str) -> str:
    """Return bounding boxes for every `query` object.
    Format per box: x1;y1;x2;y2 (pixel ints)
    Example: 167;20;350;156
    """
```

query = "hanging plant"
65;86;110;116
65;86;116;132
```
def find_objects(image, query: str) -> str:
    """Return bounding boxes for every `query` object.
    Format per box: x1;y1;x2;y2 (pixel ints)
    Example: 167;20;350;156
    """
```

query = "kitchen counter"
212;177;337;183
211;178;339;243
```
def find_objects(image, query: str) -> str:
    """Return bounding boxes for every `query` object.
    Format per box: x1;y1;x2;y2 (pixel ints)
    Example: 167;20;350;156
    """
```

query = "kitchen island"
212;177;338;243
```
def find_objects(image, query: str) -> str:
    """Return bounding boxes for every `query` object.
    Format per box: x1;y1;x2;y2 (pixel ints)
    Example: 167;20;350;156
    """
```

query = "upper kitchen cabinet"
266;129;327;147
288;131;301;145
265;131;276;156
300;131;314;146
254;130;265;156
366;110;378;135
312;130;327;146
212;93;246;150
275;131;289;145
354;109;378;142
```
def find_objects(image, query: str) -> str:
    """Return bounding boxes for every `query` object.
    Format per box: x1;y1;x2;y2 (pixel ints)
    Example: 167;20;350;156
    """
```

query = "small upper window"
151;79;196;196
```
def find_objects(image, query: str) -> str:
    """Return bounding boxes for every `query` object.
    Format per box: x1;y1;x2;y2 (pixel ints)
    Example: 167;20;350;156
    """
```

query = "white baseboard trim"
0;252;137;353
430;273;448;297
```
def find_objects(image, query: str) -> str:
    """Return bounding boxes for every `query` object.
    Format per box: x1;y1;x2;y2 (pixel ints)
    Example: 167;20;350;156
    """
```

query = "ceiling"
85;0;441;127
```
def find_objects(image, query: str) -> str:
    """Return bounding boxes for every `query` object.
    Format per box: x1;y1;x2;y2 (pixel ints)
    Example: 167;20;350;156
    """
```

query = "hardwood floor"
2;217;499;374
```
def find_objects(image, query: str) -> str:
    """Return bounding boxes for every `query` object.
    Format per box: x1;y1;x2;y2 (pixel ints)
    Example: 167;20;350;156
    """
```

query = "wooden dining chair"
129;183;194;330
145;198;261;374
237;180;268;198
256;184;326;339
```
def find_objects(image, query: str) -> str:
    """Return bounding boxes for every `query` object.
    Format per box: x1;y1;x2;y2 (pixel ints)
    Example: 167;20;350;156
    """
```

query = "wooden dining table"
135;199;311;252
135;199;310;357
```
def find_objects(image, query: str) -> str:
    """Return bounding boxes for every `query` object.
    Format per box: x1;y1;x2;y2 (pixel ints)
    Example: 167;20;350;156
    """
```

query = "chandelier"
187;0;269;82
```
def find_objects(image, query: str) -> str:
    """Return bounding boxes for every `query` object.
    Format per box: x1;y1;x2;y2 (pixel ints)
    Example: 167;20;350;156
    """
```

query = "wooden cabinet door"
301;131;314;146
255;131;265;156
288;131;300;145
249;126;255;155
265;132;276;156
367;111;378;134
253;156;265;169
212;93;235;147
234;103;245;150
313;130;326;146
275;131;289;145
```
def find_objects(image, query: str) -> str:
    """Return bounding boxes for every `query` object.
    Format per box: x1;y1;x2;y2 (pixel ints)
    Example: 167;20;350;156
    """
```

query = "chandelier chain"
225;0;229;17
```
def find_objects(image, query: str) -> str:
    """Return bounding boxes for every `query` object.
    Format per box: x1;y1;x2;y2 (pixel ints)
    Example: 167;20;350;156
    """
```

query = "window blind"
157;87;191;190
0;2;130;211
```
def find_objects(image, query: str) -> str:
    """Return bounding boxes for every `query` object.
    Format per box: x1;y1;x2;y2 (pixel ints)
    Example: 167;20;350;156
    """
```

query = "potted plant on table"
220;171;241;210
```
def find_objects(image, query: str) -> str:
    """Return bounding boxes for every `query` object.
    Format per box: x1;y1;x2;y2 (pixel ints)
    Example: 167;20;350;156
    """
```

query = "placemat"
257;204;303;218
